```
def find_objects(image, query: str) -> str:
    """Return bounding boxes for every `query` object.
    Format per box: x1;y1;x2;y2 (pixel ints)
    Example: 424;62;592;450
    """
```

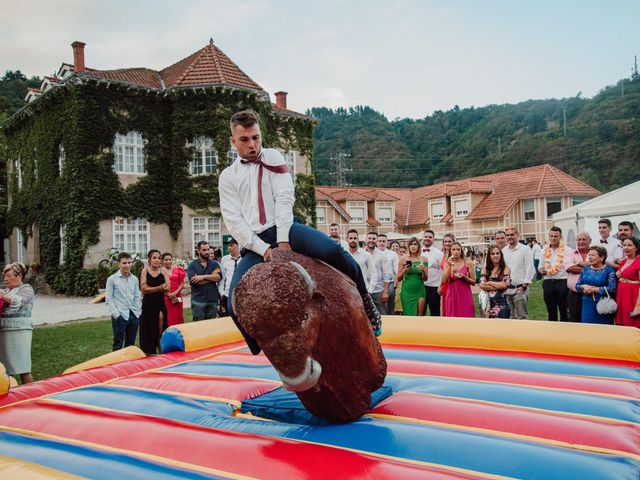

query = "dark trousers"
191;301;218;321
424;285;441;316
534;260;542;281
228;221;367;353
543;279;569;321
567;289;582;322
112;310;139;351
386;282;396;314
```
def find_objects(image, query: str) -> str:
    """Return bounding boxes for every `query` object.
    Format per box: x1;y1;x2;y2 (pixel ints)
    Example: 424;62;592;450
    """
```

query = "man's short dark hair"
389;240;400;248
329;223;339;228
598;218;612;228
117;252;132;262
378;233;387;239
367;231;378;237
196;240;209;250
230;110;259;131
347;229;359;236
550;226;562;235
424;230;435;237
619;220;634;229
495;229;506;235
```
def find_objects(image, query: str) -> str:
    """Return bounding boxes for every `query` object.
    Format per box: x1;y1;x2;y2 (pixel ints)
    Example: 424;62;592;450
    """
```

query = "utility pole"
330;152;350;187
563;107;567;137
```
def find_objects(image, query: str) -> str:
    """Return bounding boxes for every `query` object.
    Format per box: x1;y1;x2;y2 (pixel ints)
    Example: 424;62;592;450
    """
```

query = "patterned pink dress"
164;267;186;327
444;263;476;318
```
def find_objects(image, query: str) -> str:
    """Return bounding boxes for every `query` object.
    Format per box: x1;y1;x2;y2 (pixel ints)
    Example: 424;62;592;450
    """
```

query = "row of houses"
4;40;601;277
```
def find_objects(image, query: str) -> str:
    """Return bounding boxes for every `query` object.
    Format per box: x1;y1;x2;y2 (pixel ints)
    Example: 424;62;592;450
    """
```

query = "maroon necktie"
241;155;289;224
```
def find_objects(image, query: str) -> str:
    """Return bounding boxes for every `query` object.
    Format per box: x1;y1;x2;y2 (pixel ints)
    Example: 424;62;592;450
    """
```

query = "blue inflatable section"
49;383;640;480
160;327;185;353
0;430;222;480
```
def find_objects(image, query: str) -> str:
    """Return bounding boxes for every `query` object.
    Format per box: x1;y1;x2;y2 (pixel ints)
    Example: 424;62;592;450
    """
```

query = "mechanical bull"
232;249;387;423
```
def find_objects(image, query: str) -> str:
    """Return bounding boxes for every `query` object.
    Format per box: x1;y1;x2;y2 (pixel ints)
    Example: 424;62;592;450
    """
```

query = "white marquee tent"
553;180;640;247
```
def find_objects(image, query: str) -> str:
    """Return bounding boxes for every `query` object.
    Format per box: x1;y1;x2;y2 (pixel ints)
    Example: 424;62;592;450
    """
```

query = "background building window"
113;217;149;254
228;147;238;163
431;202;444;219
349;207;365;224
316;207;326;224
114;131;146;173
192;217;221;249
189;137;217;175
546;197;562;218
523;199;535;221
454;198;469;217
572;196;590;206
377;206;392;223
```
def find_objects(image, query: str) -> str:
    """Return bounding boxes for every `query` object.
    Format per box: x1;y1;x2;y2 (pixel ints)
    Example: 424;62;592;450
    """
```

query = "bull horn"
278;356;322;392
289;261;314;297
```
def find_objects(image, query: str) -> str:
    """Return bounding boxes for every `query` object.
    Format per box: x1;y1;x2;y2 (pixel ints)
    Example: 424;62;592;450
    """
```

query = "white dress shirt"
349;248;373;286
422;246;443;287
219;254;242;297
367;248;393;294
599;236;623;263
502;243;534;286
539;244;569;280
219;148;294;257
382;248;399;285
531;243;543;261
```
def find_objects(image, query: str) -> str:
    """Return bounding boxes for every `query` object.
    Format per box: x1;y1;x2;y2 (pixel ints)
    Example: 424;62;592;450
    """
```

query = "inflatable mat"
1;316;639;479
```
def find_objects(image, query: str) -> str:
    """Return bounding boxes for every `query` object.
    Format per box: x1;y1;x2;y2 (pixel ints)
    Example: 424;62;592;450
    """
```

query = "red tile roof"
85;67;163;89
317;164;600;227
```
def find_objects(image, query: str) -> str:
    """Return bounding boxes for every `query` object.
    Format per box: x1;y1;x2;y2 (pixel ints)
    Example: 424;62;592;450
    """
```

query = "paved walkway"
32;295;192;326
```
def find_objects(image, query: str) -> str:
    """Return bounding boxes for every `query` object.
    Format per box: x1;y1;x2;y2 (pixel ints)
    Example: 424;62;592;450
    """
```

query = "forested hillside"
310;76;640;192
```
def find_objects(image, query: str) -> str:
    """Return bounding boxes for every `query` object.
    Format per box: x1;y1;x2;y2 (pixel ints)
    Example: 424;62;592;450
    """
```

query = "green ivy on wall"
3;81;316;294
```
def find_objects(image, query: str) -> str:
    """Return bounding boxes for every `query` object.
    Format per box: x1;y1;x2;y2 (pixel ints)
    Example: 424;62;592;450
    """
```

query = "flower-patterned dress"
480;273;511;318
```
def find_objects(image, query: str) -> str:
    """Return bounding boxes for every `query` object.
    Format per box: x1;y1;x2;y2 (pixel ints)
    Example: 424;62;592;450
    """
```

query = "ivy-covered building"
3;40;316;293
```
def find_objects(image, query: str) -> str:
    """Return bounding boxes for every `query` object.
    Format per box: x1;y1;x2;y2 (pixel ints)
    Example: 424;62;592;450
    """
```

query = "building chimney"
274;91;288;110
71;41;86;73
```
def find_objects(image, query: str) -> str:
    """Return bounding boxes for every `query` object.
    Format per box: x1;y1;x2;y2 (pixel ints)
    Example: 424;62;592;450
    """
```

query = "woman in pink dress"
615;237;640;327
443;241;476;318
438;233;455;316
162;253;186;327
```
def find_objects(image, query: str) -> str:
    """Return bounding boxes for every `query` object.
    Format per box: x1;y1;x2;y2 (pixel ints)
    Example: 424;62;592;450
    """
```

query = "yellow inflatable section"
381;316;640;362
0;362;9;395
63;346;146;374
0;455;85;480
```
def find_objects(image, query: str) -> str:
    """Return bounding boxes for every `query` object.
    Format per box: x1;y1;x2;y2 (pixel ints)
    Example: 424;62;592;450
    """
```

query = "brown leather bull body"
233;249;387;422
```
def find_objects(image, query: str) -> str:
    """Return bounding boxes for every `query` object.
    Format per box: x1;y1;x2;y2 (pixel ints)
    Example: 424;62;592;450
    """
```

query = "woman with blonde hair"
397;237;428;315
0;262;35;384
438;233;456;316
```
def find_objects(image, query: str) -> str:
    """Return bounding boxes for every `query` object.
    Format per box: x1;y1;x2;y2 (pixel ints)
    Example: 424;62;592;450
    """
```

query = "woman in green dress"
397;237;428;315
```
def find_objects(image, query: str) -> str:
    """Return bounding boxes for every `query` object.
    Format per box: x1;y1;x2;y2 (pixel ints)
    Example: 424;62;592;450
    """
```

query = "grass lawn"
28;282;549;383
31;309;193;381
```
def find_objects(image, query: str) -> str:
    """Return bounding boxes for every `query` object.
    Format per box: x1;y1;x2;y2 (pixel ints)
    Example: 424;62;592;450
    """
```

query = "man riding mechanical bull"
218;110;387;422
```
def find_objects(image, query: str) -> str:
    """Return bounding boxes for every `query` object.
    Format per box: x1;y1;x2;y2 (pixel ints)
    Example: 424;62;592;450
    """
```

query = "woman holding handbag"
575;246;617;324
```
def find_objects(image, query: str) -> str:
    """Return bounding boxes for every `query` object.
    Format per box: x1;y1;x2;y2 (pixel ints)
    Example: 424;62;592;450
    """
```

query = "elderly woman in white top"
0;262;35;384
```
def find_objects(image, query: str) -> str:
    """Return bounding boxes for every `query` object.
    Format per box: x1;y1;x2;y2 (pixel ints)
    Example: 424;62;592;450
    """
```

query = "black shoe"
361;293;383;336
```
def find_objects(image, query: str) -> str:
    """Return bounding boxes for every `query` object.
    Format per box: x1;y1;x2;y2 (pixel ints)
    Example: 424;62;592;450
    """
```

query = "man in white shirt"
328;222;349;250
563;231;591;322
219;238;242;316
502;226;534;319
219;110;382;352
598;218;623;265
377;233;398;315
538;226;569;321
530;239;543;281
365;232;392;315
347;229;372;286
422;230;443;316
495;230;507;251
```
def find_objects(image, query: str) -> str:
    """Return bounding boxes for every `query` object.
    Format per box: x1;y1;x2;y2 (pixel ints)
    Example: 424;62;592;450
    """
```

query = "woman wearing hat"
0;262;35;384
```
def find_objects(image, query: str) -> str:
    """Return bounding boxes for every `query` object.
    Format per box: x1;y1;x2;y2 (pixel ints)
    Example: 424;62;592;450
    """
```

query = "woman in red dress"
438;233;455;316
615;237;640;327
162;253;186;327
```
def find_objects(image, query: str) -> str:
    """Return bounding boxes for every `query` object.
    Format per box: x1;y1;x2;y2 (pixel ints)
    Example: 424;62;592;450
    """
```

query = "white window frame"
376;205;393;224
545;197;562;219
453;197;469;218
523;198;535;221
316;206;326;224
113;131;146;174
16;228;25;264
430;201;445;219
278;149;296;181
228;147;238;163
348;202;366;224
188;136;218;176
113;217;149;254
16;157;22;190
192;216;221;250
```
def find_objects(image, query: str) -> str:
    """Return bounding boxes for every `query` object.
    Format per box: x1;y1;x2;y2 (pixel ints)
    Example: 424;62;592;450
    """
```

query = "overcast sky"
1;0;639;119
